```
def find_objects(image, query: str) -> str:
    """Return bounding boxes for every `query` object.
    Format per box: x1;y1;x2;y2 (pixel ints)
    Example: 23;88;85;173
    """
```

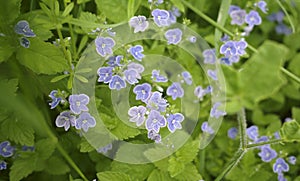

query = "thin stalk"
56;143;89;181
199;150;206;176
237;108;247;149
215;149;245;181
56;27;73;69
276;0;295;33
181;0;300;85
247;139;284;149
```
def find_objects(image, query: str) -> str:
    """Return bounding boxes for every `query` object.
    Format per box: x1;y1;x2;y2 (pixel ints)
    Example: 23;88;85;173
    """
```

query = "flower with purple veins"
133;83;152;102
273;158;289;173
95;37;115;57
220;41;237;56
256;1;268;14
288;156;296;165
127;62;144;73
20;37;30;48
245;10;262;27
109;75;126;90
152;9;170;27
152;69;168;82
69;94;90;114
145;110;166;133
148;130;162;143
235;40;248;55
246;125;259;141
167;113;184;133
228;5;241;14
207;69;218;80
230;9;246;26
129;45;145;61
75;112;96;132
203;49;216;64
0;161;7;170
49;90;62;109
129;15;149;33
147;91;168;112
181;71;192;85
124;69;141;85
201;122;214;134
97;67;113;83
14;20;36;37
258;145;278;162
228;127;238;139
210;102;226;118
165;28;182;45
167;82;184;100
0;141;14;158
108;55;123;67
55;111;76;131
128;106;147;126
97;143;112;154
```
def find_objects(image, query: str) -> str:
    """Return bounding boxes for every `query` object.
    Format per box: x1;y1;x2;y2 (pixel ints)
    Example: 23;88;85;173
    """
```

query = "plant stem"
199;149;206;176
215;149;246;181
56;143;89;181
246;139;284;149
238;108;247;149
181;0;300;85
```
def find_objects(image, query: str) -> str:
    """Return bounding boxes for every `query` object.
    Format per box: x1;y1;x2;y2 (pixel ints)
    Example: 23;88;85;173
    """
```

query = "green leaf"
44;156;70;175
147;169;173;181
168;157;185;177
16;38;69;75
97;171;131;181
0;37;15;63
288;53;300;77
292;107;300;123
79;139;95;152
75;74;89;83
62;2;74;17
50;74;70;82
78;12;98;34
280;119;300;141
240;41;289;106
127;0;135;19
111;161;154;181
0;0;21;26
168;140;200;177
173;163;202;181
35;138;57;160
101;113;140;140
95;0;128;22
0;118;35;146
10;153;38;181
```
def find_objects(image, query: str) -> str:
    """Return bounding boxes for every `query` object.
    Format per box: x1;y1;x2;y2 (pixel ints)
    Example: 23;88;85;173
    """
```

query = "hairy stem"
246;139;284;149
215;149;246;181
181;0;300;84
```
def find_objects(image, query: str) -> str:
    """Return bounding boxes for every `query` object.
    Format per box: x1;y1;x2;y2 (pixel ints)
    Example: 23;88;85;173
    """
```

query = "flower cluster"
245;125;296;181
96;45;145;90
51;92;96;132
268;11;292;35
14;20;36;48
127;69;196;143
219;40;248;65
